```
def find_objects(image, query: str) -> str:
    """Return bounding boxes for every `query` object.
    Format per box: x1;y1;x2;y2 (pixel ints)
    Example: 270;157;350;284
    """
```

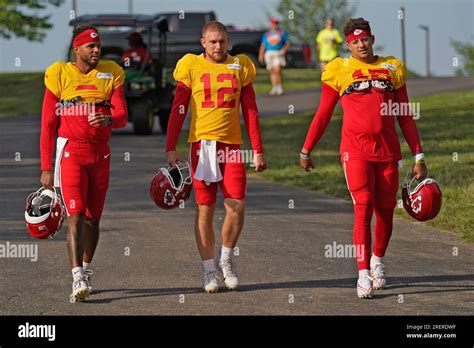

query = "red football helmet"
150;160;193;210
402;173;442;221
25;187;65;239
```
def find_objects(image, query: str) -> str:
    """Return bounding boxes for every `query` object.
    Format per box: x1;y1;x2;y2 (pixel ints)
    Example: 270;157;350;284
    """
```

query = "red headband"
346;29;372;43
73;29;100;48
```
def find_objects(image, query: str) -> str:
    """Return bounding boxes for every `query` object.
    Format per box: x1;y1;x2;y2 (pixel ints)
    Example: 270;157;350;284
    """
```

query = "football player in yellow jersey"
40;26;128;302
166;21;266;293
301;18;427;298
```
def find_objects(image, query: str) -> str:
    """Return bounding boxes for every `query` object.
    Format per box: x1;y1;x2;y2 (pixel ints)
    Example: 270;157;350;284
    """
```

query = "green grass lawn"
0;72;44;117
0;69;321;116
253;68;321;94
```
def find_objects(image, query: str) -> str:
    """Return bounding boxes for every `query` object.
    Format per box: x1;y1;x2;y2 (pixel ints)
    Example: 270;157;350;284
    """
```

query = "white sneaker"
357;274;374;299
269;87;276;95
219;257;239;290
275;86;284;95
371;262;386;290
83;269;94;293
203;271;219;293
70;276;90;303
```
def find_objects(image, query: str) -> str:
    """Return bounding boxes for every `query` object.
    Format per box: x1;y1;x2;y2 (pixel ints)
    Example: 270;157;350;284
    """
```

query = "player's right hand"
258;55;264;64
40;170;54;189
300;155;315;172
88;112;108;127
167;151;179;167
254;153;267;173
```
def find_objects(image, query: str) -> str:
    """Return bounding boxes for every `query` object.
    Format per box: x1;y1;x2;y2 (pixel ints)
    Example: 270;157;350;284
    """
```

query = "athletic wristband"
414;153;425;163
300;152;311;160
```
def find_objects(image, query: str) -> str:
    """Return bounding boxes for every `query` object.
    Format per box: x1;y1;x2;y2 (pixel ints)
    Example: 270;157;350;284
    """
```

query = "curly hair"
343;18;371;36
72;25;98;40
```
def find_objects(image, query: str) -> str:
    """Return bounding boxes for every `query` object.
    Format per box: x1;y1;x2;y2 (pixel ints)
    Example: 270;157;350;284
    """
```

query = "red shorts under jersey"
189;141;247;205
59;141;110;219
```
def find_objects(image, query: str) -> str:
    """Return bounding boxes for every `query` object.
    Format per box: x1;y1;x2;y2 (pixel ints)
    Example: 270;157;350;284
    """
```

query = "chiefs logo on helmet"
25;187;65;239
402;173;442;221
164;189;176;206
150;161;192;210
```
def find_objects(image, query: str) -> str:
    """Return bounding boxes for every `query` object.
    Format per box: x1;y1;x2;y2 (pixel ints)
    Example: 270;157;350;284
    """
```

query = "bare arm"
258;43;265;63
280;40;290;55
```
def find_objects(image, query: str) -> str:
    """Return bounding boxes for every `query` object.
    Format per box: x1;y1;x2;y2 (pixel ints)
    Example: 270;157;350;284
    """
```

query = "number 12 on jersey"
200;73;238;109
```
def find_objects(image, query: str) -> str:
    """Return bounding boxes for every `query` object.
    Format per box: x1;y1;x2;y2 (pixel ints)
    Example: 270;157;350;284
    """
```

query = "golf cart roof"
70;14;162;27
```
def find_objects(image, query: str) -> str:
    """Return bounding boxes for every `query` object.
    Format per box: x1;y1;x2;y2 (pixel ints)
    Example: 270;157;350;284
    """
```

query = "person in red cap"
121;32;151;69
258;17;290;95
40;25;128;302
300;18;427;299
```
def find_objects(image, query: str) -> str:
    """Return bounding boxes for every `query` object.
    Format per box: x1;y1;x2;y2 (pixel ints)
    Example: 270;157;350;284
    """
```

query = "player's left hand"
254;153;267;173
413;162;428;180
88;112;108;127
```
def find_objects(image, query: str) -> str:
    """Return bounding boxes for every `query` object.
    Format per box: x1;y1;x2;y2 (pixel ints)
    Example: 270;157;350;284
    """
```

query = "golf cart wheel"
132;99;154;135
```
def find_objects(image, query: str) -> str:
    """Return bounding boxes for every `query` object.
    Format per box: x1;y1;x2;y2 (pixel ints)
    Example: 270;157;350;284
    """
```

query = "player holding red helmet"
25;187;65;239
166;21;266;293
40;26;128;302
150;160;193;210
300;18;428;298
402;174;442;221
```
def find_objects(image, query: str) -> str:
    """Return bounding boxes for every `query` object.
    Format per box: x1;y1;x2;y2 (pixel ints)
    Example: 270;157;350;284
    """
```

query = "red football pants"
59;141;110;219
342;159;399;270
190;141;247;205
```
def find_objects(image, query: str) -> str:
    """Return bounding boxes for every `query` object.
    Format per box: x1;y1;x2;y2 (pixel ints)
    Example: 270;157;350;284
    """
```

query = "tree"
275;0;355;44
0;0;64;42
451;38;474;76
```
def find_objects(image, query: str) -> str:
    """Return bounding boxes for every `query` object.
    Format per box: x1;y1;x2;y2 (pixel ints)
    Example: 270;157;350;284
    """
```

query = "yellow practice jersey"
322;55;407;95
173;53;256;144
315;28;343;62
44;60;125;102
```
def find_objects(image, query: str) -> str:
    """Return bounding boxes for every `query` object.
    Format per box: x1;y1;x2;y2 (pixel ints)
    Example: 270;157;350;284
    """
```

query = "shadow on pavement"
84;274;474;303
85;286;203;303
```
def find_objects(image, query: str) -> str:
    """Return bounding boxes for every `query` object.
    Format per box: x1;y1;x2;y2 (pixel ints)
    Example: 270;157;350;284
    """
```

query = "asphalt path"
0;77;473;315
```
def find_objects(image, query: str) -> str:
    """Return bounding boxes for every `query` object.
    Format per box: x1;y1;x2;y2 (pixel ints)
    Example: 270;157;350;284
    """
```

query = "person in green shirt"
316;18;343;70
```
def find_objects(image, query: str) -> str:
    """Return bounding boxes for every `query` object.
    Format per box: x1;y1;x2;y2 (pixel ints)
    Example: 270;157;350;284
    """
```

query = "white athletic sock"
220;246;233;262
202;259;216;273
83;262;91;271
359;269;370;278
370;254;383;269
72;267;83;280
